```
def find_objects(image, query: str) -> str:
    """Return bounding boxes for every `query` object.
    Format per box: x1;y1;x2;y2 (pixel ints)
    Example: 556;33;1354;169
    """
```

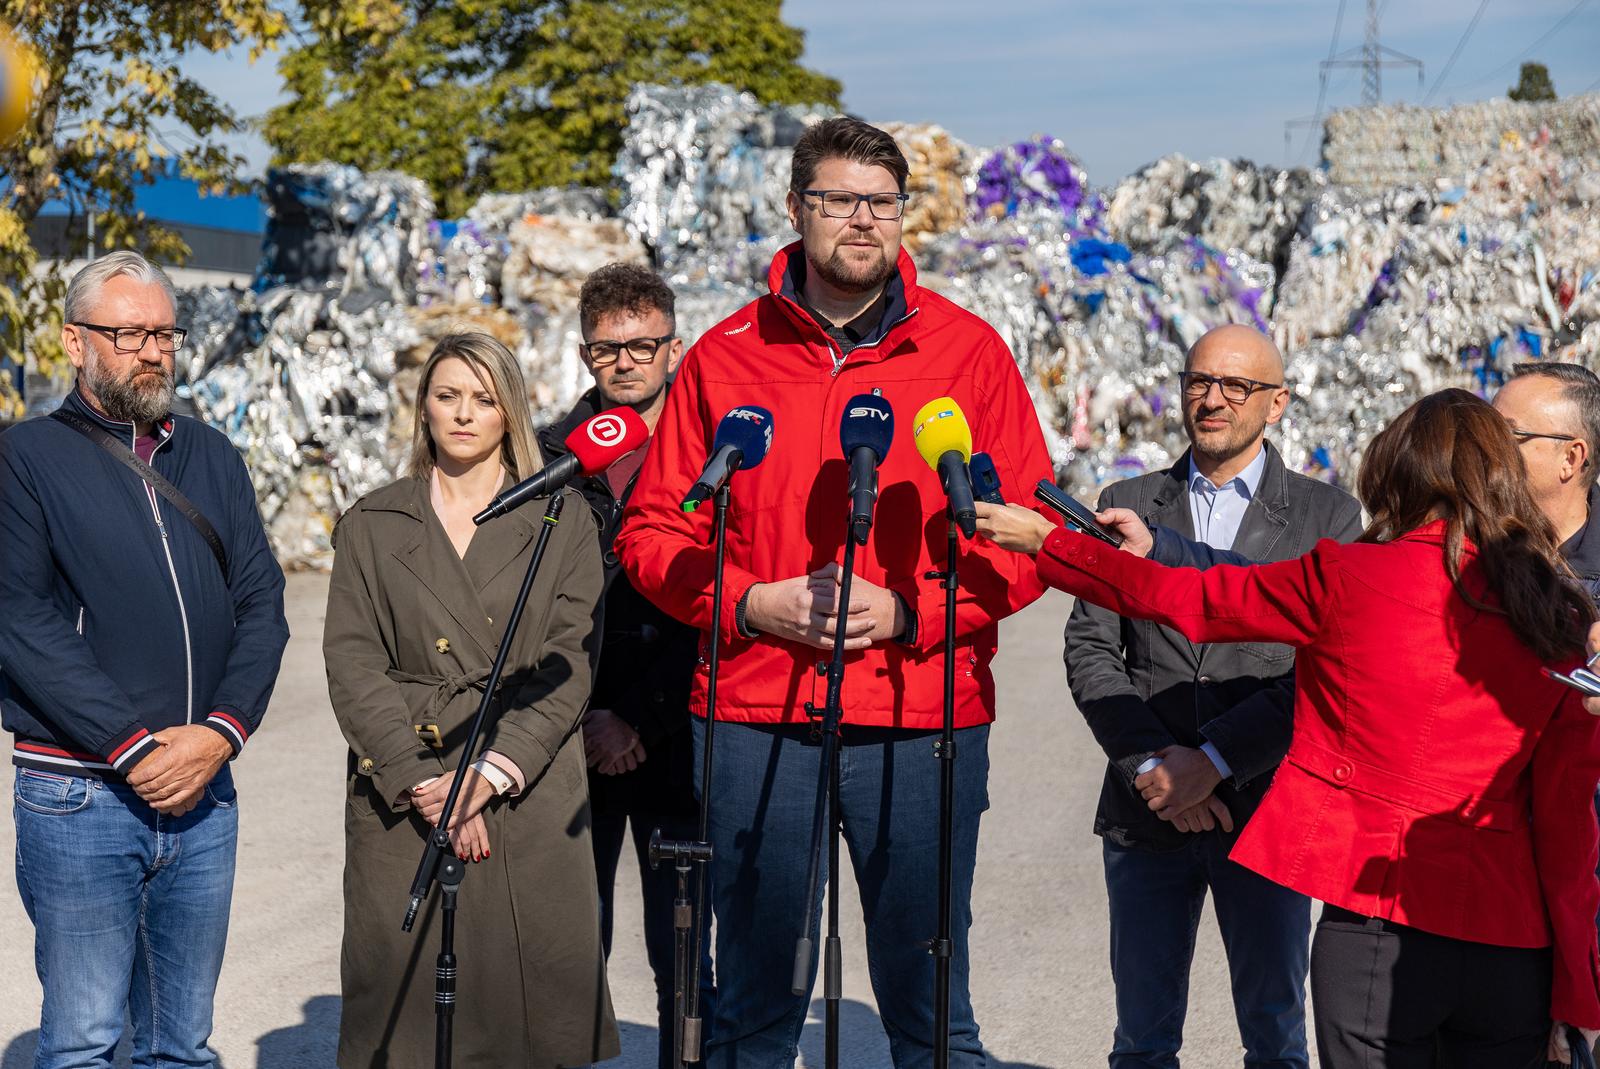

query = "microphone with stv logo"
473;408;649;525
840;392;894;545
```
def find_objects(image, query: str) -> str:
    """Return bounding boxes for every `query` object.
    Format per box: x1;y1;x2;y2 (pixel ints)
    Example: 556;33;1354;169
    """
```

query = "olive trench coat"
324;475;618;1068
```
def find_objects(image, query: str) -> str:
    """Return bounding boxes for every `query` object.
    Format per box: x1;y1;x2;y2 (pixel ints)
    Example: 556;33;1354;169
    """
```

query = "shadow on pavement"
794;998;1053;1069
256;994;340;1068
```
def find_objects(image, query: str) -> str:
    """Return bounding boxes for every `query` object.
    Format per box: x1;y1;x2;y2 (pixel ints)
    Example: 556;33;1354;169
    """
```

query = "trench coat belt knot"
383;667;495;726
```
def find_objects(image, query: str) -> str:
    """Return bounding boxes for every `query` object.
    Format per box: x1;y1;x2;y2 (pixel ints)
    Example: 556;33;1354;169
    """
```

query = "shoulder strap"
51;410;230;579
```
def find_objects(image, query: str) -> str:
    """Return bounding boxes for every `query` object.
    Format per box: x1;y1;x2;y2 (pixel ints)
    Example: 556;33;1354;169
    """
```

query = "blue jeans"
693;718;990;1069
13;767;240;1069
593;803;716;1069
1102;836;1310;1069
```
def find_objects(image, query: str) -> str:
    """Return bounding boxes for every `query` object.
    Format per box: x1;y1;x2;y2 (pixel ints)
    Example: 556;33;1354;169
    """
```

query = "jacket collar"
1560;483;1600;581
766;241;920;359
538;387;604;459
61;384;175;449
365;473;539;659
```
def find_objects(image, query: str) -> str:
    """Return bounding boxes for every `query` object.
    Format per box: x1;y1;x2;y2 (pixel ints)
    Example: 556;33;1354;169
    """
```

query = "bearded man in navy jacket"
0;251;288;1069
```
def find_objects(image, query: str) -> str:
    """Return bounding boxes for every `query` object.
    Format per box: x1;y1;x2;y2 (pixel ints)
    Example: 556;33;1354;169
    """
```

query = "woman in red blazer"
978;389;1600;1068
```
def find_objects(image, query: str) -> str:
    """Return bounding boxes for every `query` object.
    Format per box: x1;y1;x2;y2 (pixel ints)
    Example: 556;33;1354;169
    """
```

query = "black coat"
1063;441;1364;851
539;390;700;812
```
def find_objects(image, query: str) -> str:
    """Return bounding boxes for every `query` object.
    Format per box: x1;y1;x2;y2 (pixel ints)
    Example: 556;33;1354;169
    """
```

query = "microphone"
681;406;774;512
913;397;977;539
969;452;1005;505
840;393;894;545
473;408;648;525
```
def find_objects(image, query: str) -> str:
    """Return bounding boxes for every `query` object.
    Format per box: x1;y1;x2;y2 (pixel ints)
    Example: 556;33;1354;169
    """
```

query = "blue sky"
187;0;1600;187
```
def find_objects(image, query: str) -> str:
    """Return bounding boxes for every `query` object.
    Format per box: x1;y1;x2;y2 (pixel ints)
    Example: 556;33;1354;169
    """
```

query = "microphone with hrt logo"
840;392;893;545
680;406;774;512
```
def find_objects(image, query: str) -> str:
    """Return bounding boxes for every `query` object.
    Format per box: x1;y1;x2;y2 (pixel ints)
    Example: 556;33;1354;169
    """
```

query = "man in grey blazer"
1064;325;1363;1069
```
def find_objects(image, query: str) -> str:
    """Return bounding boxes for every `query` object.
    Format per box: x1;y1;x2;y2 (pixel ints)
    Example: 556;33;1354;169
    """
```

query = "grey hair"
1511;361;1600;472
63;251;178;324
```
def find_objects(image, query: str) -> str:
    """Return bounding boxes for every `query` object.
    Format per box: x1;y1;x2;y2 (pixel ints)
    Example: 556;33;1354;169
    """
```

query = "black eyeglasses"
1510;428;1580;444
800;189;910;220
580;333;674;367
73;322;188;353
1179;372;1283;404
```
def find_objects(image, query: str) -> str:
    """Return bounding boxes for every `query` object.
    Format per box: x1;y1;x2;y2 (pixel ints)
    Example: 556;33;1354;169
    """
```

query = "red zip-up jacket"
614;242;1052;728
1038;521;1600;1027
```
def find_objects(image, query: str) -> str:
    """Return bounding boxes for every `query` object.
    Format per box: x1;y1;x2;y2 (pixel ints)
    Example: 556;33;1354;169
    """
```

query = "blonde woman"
324;333;618;1067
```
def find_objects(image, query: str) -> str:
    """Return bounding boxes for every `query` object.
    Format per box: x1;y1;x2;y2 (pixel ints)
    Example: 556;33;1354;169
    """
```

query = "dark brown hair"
578;263;676;338
1358;388;1594;660
790;116;910;195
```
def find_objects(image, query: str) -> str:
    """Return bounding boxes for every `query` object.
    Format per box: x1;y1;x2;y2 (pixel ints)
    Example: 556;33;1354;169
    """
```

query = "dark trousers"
1310;905;1552;1069
693;718;991;1069
1102;835;1311;1069
592;787;714;1069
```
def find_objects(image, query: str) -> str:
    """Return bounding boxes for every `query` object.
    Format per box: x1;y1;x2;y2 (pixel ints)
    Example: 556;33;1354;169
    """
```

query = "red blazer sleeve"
1035;527;1341;647
1532;688;1600;1028
614;348;763;645
891;336;1052;651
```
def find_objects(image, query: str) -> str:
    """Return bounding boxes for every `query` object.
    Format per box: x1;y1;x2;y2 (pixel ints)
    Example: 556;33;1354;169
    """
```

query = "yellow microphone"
913;397;977;538
0;26;37;147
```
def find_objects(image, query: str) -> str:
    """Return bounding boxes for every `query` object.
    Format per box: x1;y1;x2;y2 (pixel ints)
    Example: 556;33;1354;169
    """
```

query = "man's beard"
84;355;174;426
809;240;895;295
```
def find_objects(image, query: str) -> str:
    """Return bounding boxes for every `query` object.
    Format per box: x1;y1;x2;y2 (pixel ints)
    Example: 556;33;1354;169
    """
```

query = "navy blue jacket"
0;389;288;777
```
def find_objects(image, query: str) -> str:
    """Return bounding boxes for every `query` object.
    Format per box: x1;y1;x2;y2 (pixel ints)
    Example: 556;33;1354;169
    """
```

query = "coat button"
604;551;620;568
1333;764;1352;782
1198;675;1214;687
1461;803;1476;819
359;757;375;775
436;638;450;654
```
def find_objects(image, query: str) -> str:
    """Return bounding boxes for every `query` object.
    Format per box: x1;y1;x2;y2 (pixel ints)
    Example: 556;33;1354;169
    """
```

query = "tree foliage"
1508;61;1557;102
0;1;286;418
263;0;842;217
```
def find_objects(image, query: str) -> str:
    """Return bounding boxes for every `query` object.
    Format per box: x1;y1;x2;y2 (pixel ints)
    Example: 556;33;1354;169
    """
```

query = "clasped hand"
409;769;495;862
124;725;232;816
744;563;905;651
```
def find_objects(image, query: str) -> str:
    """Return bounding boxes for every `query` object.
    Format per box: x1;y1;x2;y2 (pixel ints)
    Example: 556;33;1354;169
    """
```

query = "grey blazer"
1063;441;1363;851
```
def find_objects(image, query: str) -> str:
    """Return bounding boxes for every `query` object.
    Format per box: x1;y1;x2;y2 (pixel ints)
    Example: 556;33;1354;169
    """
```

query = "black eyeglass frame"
580;333;676;367
1178;371;1285;404
1509;428;1581;444
798;189;911;220
71;321;188;353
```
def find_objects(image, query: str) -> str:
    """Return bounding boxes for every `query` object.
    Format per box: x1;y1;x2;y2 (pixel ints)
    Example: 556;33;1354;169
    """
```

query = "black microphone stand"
649;478;736;1066
400;493;566;1069
792;508;865;1069
924;515;961;1069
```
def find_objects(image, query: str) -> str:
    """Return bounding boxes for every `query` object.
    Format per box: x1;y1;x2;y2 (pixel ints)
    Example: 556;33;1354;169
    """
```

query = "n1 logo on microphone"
586;412;632;448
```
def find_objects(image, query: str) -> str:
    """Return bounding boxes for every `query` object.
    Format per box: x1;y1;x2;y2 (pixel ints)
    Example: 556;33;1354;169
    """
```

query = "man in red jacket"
615;117;1052;1067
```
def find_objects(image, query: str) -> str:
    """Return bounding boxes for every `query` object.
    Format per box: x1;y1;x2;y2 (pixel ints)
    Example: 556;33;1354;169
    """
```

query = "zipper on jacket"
136;428;196;726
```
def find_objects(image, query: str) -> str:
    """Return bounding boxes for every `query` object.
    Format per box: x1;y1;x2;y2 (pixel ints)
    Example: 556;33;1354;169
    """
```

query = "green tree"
264;0;842;217
1508;61;1557;102
0;1;287;419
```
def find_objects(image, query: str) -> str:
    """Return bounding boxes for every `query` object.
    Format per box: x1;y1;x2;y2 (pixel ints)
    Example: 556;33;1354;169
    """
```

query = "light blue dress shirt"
1135;447;1270;784
1187;445;1268;557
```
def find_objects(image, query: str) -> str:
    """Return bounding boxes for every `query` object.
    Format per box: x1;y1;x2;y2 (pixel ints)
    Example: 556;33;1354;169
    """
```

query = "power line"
1297;0;1349;163
1424;0;1491;104
1440;0;1594;93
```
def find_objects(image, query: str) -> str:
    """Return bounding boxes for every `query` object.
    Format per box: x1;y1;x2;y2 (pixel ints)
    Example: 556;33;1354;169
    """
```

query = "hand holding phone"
1034;479;1123;548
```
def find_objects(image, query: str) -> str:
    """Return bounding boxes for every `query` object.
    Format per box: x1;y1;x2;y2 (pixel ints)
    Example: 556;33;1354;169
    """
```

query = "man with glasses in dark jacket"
1064;324;1362;1069
0;251;288;1068
539;262;711;1069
